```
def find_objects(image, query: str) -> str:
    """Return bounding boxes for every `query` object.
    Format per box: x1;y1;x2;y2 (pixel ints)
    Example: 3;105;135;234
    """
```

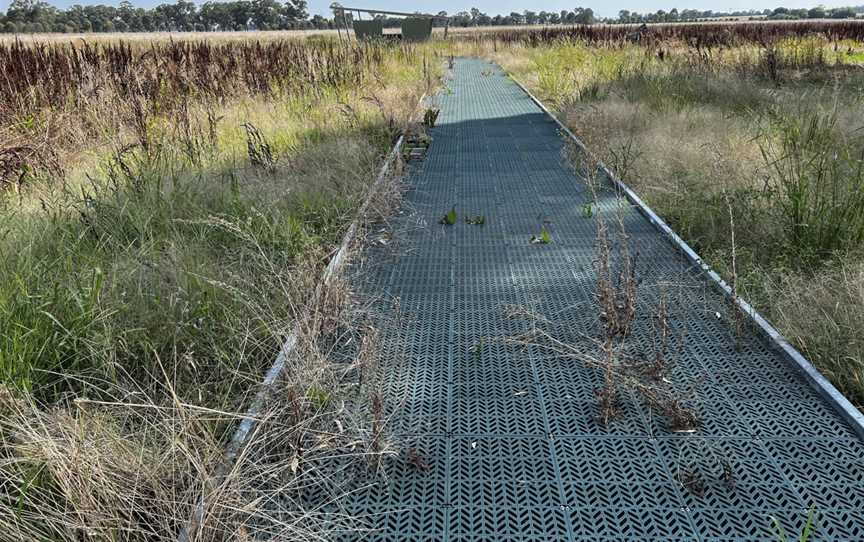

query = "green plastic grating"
329;58;864;541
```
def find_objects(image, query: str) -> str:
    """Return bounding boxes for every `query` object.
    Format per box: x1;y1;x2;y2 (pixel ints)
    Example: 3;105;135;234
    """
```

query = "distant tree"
574;7;594;24
830;7;856;18
283;0;307;23
310;13;328;29
201;2;230;30
152;1;197;30
7;0;58;29
470;7;490;25
807;6;825;18
118;0;145;31
249;0;280;29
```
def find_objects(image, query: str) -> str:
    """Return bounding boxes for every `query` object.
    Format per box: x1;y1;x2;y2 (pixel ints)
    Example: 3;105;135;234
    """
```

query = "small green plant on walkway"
470;338;484;361
440;206;458;225
531;226;551;244
770;507;817;542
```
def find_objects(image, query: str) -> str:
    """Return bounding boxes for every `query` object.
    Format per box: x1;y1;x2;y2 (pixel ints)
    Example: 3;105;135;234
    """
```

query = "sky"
0;0;857;19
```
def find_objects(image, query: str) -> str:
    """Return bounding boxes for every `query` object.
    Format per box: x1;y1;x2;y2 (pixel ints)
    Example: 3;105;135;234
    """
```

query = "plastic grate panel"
326;58;864;540
570;507;698;540
329;506;447;542
448;506;571;539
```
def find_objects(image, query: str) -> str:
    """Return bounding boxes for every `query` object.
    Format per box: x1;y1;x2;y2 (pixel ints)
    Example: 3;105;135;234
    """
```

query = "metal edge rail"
506;70;864;441
177;107;419;541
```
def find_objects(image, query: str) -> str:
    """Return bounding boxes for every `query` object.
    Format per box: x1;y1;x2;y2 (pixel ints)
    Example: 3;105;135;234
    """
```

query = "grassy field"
0;35;439;540
3;19;864;540
455;26;864;408
5;19;860;44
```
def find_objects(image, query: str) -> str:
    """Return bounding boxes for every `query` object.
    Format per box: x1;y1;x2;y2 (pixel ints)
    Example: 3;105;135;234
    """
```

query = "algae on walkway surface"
331;58;864;540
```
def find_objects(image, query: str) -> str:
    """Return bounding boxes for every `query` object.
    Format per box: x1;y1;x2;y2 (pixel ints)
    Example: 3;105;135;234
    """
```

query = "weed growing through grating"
771;507;818;542
724;189;746;352
440;206;458;225
510;144;703;435
470;337;485;362
530;226;552;244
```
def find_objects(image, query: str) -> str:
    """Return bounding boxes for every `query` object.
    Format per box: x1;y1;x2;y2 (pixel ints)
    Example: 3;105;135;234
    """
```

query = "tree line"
615;5;861;23
1;0;310;33
1;0;862;34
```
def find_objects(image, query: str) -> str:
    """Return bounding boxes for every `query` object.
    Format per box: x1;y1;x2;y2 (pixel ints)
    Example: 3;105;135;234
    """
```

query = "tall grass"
760;108;864;262
1;37;432;395
456;20;864;48
0;35;437;540
0;38;425;191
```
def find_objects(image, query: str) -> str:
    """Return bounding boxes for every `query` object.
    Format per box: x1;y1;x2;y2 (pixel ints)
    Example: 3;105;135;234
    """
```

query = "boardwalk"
338;58;864;541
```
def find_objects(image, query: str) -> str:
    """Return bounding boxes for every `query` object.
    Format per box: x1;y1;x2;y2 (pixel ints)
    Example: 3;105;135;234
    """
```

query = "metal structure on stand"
330;3;451;41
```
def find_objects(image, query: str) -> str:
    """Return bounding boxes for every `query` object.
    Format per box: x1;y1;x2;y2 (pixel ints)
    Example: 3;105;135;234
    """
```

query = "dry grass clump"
592;198;699;433
508;144;700;433
765;261;864;408
0;278;392;542
0;388;214;540
562;96;769;258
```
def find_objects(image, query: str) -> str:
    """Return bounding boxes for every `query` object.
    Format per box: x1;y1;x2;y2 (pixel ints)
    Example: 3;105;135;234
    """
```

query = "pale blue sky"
0;0;855;19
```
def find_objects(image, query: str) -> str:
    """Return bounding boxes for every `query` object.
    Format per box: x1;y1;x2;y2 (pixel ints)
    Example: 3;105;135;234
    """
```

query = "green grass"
771;507;818;541
0;42;436;406
0;150;357;402
0;39;439;541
